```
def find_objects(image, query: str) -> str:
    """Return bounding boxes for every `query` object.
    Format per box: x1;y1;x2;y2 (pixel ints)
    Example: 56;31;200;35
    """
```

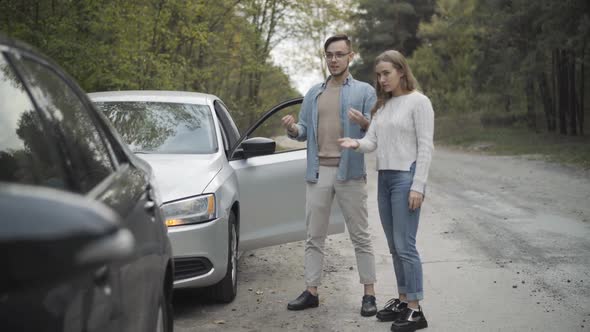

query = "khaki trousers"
304;166;376;286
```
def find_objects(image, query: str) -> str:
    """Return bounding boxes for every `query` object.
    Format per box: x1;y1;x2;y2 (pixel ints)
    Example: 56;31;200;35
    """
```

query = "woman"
339;50;434;332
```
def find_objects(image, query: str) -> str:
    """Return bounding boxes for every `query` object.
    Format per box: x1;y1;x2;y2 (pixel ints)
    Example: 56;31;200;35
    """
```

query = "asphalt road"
173;147;590;332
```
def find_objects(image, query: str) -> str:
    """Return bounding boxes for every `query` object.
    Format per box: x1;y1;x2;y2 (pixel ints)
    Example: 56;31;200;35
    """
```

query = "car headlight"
162;194;216;227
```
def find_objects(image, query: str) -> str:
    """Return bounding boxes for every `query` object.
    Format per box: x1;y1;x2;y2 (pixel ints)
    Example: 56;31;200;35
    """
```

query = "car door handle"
145;183;156;200
94;266;112;295
144;200;156;212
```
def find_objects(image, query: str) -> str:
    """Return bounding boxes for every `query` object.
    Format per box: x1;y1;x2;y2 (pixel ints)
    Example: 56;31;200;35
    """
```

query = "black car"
0;35;174;331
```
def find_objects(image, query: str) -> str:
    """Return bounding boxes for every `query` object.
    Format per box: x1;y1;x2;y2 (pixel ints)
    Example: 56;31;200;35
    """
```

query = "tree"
473;0;589;134
289;0;354;80
349;0;436;82
409;0;479;113
0;0;300;131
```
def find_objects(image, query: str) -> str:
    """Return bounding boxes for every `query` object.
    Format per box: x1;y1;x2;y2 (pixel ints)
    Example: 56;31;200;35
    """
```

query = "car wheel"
208;211;238;303
156;283;173;332
155;301;164;332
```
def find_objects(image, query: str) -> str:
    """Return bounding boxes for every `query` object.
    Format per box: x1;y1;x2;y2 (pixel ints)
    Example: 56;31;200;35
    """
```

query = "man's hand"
409;190;424;211
338;137;360;149
348;108;369;130
281;115;298;135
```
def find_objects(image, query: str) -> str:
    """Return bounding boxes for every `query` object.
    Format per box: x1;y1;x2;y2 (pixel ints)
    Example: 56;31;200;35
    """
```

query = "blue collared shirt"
289;74;377;183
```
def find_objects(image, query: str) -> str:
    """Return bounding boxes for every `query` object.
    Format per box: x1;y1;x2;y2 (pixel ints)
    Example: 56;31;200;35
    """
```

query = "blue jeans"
377;163;424;301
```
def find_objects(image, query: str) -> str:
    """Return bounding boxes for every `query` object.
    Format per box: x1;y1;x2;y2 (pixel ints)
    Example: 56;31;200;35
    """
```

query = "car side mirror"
0;185;134;292
241;137;276;158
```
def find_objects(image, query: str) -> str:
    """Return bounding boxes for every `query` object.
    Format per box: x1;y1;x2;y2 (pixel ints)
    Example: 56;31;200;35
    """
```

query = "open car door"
229;98;345;251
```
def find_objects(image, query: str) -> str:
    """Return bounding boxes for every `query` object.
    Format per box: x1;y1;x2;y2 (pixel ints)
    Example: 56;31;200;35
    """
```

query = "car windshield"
95;101;217;154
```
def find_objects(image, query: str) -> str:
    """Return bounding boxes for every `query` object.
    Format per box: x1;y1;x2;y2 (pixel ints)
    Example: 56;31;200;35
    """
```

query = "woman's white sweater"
356;91;434;194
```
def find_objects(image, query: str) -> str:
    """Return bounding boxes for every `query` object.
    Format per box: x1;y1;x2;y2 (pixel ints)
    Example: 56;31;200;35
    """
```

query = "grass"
435;112;590;170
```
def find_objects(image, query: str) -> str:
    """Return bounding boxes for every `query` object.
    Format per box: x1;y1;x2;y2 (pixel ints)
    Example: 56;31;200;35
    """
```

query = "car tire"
155;282;173;332
208;211;238;303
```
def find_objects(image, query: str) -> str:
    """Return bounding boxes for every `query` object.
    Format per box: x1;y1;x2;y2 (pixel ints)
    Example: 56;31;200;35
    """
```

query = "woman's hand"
409;190;424;211
338;137;359;149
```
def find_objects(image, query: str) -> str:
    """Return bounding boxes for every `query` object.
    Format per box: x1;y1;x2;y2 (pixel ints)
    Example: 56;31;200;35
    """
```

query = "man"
282;34;378;316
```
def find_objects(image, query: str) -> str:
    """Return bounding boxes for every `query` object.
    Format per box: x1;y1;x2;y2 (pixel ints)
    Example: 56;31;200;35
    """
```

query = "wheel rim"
230;223;238;288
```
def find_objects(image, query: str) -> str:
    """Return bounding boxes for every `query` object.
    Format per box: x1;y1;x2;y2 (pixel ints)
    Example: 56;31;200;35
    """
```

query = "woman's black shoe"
360;295;377;316
377;298;407;321
391;306;428;332
287;290;319;310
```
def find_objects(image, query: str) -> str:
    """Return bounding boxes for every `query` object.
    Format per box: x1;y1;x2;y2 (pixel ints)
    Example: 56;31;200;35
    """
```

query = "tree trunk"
245;0;284;125
151;0;165;52
568;50;578;136
525;75;537;131
192;45;206;92
557;49;568;135
552;49;559;133
33;0;40;47
504;94;512;113
236;61;244;100
183;38;195;91
538;72;555;131
579;39;586;136
247;71;258;125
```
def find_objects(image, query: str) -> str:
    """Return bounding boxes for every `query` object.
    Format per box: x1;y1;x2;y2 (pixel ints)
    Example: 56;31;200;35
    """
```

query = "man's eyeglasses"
324;52;351;60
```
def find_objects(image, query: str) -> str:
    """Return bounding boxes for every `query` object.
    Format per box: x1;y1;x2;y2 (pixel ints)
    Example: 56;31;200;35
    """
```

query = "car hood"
137;153;222;203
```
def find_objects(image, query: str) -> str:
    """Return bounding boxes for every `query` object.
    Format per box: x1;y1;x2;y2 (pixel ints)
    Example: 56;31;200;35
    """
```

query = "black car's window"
0;54;66;189
14;56;114;193
95;101;218;154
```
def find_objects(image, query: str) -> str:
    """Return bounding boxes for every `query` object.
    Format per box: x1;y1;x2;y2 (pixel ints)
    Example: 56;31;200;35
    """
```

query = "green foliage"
350;0;436;82
480;0;589;136
346;0;588;119
408;0;478;113
344;0;589;165
0;0;299;132
289;0;354;80
436;112;590;169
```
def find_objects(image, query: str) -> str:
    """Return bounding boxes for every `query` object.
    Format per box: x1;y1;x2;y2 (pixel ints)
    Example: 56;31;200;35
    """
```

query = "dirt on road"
173;147;590;332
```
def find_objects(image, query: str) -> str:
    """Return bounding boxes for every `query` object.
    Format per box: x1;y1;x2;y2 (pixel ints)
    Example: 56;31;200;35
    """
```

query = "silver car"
90;91;344;302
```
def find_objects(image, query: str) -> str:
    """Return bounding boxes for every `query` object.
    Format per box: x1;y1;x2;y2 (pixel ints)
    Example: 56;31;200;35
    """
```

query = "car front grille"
173;257;213;281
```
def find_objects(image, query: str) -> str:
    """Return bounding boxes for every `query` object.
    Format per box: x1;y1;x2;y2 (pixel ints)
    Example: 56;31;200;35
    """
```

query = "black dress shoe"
360;295;377;316
391;306;428;332
287;290;319;310
377;298;407;322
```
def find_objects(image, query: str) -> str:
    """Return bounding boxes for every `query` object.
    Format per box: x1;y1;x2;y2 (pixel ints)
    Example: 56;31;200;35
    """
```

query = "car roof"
88;90;219;105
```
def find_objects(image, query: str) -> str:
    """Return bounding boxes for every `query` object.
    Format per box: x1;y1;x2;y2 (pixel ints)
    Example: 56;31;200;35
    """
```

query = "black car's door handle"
144;200;156;212
94;266;111;292
145;183;154;198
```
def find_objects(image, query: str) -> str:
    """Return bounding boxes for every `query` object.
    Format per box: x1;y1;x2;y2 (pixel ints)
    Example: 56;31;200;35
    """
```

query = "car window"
13;56;114;193
214;101;240;149
247;103;305;153
0;54;67;190
216;114;230;151
95;101;218;154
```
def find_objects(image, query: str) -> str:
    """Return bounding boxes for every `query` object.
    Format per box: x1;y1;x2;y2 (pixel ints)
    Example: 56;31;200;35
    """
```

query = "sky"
269;4;356;96
270;40;323;95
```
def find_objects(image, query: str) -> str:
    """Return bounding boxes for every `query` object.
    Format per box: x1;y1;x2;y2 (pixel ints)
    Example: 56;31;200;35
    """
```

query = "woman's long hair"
370;50;418;117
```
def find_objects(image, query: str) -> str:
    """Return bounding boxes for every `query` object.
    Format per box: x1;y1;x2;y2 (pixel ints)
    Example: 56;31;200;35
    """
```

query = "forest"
1;0;588;141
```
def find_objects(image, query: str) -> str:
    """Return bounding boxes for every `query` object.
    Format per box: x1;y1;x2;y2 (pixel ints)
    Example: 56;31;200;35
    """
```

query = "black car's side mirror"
241;137;276;158
0;185;134;292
